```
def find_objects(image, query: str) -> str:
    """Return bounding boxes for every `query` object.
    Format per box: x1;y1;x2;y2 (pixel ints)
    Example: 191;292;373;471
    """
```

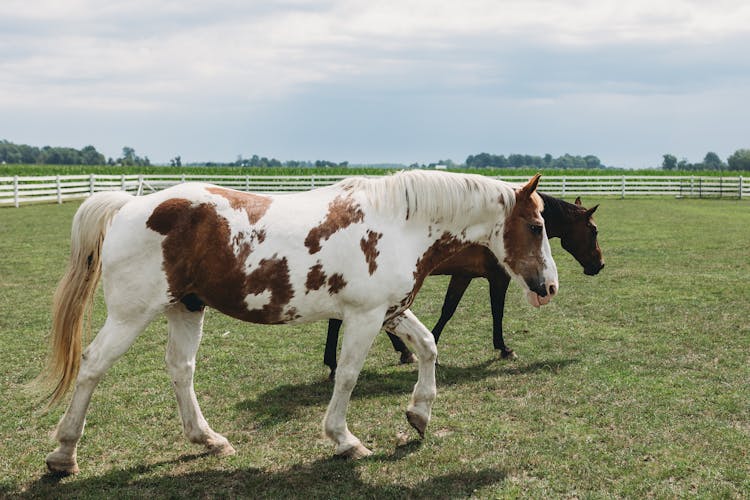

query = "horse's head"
561;197;605;276
496;174;559;308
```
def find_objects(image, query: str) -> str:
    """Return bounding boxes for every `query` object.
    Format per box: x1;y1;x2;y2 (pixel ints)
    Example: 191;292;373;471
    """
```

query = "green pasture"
1;197;748;497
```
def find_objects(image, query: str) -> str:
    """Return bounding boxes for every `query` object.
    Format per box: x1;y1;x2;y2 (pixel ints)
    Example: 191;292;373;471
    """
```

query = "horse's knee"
420;340;437;364
333;367;358;393
165;353;195;382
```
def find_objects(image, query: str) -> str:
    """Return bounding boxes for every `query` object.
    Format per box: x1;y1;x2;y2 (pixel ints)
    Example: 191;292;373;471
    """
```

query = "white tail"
42;191;133;405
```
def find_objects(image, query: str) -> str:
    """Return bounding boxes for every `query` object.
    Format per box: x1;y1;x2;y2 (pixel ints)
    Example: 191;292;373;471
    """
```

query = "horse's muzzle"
584;262;605;276
525;280;557;308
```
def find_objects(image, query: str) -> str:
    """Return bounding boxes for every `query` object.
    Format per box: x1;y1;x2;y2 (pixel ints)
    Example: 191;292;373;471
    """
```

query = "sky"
1;0;749;168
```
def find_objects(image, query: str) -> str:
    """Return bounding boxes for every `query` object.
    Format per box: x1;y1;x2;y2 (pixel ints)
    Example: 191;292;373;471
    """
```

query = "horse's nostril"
549;284;557;296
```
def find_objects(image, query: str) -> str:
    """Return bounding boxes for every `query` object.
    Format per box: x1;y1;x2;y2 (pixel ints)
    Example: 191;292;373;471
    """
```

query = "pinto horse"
41;170;558;474
324;194;603;378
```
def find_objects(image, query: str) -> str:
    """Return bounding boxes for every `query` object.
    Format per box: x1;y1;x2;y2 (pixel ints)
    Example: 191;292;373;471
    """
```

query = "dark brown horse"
324;193;604;378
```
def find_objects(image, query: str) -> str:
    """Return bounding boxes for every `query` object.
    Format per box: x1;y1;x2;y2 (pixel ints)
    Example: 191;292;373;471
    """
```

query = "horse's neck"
540;193;574;239
411;216;496;283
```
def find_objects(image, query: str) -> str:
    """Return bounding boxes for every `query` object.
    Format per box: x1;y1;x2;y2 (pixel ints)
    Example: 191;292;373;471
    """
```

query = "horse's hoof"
400;352;417;365
336;442;373;460
500;349;517;360
45;451;79;475
406;410;427;439
207;441;236;457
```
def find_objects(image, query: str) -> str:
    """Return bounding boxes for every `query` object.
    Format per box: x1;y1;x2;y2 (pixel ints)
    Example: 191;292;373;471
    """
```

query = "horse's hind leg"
164;305;235;457
386;309;438;439
46;313;154;475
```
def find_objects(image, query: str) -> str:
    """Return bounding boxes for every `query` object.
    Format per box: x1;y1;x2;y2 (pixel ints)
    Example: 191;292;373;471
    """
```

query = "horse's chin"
526;291;551;308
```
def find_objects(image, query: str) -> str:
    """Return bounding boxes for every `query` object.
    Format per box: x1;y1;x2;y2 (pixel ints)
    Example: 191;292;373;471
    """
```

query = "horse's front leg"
323;308;384;459
488;271;516;359
323;319;343;380
385;309;438;439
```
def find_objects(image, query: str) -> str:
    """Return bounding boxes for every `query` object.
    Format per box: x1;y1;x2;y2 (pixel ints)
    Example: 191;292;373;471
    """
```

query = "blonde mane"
338;170;516;224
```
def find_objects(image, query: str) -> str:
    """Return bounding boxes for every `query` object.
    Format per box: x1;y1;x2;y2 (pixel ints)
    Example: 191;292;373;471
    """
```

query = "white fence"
0;173;747;207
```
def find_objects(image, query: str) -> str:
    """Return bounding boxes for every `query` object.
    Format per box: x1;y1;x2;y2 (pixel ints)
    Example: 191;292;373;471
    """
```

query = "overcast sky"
2;0;749;167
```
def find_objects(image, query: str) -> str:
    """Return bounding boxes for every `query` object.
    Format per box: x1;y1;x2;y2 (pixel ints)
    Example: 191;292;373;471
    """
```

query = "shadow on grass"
23;451;508;498
237;357;578;426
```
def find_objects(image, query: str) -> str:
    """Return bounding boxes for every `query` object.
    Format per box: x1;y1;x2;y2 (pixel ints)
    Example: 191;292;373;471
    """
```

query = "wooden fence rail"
0;174;747;207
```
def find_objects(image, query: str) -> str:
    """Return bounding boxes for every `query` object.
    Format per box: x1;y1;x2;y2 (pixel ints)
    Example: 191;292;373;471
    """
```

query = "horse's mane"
338;170;516;224
538;192;586;221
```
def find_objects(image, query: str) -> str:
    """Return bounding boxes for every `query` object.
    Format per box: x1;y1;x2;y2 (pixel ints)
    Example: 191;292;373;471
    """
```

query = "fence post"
89;173;95;196
739;176;743;200
561;177;566;197
245;175;249;191
137;175;144;196
56;175;62;204
621;176;626;199
13;175;19;208
121;174;126;191
690;176;695;197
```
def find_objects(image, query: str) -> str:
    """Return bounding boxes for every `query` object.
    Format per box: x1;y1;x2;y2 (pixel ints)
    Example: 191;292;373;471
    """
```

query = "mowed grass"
1;196;748;497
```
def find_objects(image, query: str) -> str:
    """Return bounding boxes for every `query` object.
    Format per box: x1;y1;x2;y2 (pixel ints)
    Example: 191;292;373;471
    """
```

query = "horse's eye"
529;224;543;235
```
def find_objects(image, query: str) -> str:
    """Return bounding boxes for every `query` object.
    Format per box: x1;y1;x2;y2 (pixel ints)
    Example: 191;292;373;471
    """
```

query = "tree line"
442;153;604;169
0;141;151;167
4;138;750;171
203;155;349;169
661;150;750;171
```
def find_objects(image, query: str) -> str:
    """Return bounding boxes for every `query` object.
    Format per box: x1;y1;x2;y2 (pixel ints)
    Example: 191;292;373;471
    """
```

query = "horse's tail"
43;191;134;406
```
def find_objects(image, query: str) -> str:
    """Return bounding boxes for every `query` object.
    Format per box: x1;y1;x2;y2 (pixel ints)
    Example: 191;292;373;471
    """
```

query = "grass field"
1;196;749;497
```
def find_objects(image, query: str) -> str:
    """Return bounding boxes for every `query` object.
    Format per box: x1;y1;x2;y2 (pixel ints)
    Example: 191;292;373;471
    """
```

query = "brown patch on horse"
206;186;272;225
146;198;295;324
305;263;327;293
414;232;466;282
359;230;383;275
387;232;467;319
327;273;347;294
305;194;364;254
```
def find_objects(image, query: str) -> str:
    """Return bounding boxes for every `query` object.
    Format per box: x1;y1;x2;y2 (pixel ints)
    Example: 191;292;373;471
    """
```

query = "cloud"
1;0;749;165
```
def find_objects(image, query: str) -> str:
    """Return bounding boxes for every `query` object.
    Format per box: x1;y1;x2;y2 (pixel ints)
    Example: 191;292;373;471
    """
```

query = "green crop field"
0;163;740;177
1;196;749;497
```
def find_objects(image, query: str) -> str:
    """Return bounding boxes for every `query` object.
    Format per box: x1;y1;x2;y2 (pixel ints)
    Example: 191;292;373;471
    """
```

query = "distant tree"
727;149;750;171
121;147;136;166
508;154;525;168
702;152;723;170
584;155;602;169
80;145;105;165
170;155;182;167
662;154;677;170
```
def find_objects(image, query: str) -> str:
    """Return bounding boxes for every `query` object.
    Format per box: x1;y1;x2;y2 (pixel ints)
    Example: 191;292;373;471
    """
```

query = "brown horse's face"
561;197;605;276
499;174;559;307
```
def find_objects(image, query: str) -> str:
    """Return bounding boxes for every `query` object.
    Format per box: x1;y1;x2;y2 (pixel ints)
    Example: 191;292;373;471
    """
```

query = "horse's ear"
586;204;599;217
519;174;541;197
574;196;582;206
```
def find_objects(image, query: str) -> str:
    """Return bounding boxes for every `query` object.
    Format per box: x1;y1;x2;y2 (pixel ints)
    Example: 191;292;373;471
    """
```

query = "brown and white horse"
41;170;558;474
324;194;603;377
